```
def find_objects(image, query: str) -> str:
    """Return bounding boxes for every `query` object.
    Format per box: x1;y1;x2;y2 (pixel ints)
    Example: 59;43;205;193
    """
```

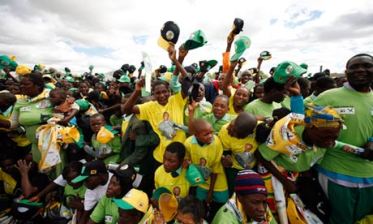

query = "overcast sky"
1;0;373;76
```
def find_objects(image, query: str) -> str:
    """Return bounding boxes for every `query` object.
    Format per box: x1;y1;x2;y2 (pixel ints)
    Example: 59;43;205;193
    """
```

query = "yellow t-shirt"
184;136;228;191
137;92;187;163
218;124;258;170
227;89;237;115
154;165;190;198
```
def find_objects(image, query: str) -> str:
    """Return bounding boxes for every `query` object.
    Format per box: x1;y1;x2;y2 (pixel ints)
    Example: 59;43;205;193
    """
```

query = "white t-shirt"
84;172;113;211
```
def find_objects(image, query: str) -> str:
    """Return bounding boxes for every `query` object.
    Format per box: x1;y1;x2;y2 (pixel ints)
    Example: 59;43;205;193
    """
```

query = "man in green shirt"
313;53;373;223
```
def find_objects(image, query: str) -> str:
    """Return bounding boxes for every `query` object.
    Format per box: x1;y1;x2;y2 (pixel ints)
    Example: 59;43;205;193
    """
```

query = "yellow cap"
114;189;149;214
159;193;178;222
97;126;114;144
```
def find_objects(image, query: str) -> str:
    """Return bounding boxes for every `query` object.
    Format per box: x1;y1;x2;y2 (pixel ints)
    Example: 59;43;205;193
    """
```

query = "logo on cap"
286;65;294;75
166;31;174;41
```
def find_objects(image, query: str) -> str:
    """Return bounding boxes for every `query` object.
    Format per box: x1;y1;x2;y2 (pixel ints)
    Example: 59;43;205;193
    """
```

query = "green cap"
300;63;308;70
230;36;251;62
186;164;205;186
151;187;171;200
184;30;208;50
0;55;18;71
75;99;90;111
65;75;75;83
273;61;307;84
118;74;130;83
199;60;218;73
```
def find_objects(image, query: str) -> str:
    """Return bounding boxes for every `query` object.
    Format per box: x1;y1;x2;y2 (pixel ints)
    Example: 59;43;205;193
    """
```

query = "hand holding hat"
259;51;272;60
232;18;244;35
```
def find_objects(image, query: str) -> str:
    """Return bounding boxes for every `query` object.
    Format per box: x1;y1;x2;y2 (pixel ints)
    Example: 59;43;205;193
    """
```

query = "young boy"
200;95;235;134
154;142;190;198
88;113;121;164
184;119;228;219
218;112;258;195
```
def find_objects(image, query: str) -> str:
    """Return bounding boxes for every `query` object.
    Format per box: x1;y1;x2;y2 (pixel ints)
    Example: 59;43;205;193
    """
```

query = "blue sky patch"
285;10;322;28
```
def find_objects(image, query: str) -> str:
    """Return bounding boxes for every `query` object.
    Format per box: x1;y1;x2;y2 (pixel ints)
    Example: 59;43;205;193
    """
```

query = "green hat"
0;55;18;71
199;60;218;73
186;164;205;186
230;36;251;62
68;87;78;93
72;160;107;183
300;63;308;70
183;30;208;50
151;187;171;200
118;74;130;83
273;61;307;84
75;99;90;111
167;65;176;73
65;75;75;83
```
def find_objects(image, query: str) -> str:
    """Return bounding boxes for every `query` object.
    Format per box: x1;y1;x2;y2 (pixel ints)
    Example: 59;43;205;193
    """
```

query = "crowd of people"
0;23;373;224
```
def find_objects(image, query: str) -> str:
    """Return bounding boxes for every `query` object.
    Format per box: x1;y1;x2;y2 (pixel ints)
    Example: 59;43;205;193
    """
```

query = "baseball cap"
183;30;208;50
230;36;251;62
113;189;149;214
199;60;218;73
186;164;205;185
159;193;178;222
259;51;272;60
72;160;107;183
16;65;32;76
158;21;180;51
273;61;307;84
232;18;244;34
234;169;267;196
118;74;130;83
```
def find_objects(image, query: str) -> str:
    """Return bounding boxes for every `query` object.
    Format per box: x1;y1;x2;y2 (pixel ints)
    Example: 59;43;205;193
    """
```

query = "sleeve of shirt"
211;139;224;173
218;128;230;150
222;52;230;73
290;95;304;114
53;175;67;187
136;102;150;121
258;143;281;162
84;190;99;211
89;197;105;223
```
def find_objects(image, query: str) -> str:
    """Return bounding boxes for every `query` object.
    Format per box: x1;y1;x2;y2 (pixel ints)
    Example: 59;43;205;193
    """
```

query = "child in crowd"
87;113;121;164
184;119;228;221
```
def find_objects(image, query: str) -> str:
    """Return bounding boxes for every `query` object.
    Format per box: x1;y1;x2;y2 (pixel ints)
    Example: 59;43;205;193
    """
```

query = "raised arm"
121;79;144;115
222;60;239;97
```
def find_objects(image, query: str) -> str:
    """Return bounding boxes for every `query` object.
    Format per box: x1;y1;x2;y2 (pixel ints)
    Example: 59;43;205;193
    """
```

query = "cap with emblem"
72;160;107;183
158;21;180;51
273;61;307;84
113;189;149;214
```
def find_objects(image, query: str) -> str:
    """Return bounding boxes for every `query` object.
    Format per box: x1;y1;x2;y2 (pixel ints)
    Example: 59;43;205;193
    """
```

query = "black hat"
121;64;130;72
232;18;244;34
199;60;218;73
158;21;180;51
128;65;136;73
72;160;107;183
159;65;167;73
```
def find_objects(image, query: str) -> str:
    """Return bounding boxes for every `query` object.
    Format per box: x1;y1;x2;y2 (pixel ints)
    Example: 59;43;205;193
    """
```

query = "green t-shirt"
184;100;212;126
89;196;119;224
259;127;327;172
244;99;281;117
64;184;86;198
314;86;373;178
303;93;316;106
281;95;291;109
202;113;235;134
91;134;121;165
